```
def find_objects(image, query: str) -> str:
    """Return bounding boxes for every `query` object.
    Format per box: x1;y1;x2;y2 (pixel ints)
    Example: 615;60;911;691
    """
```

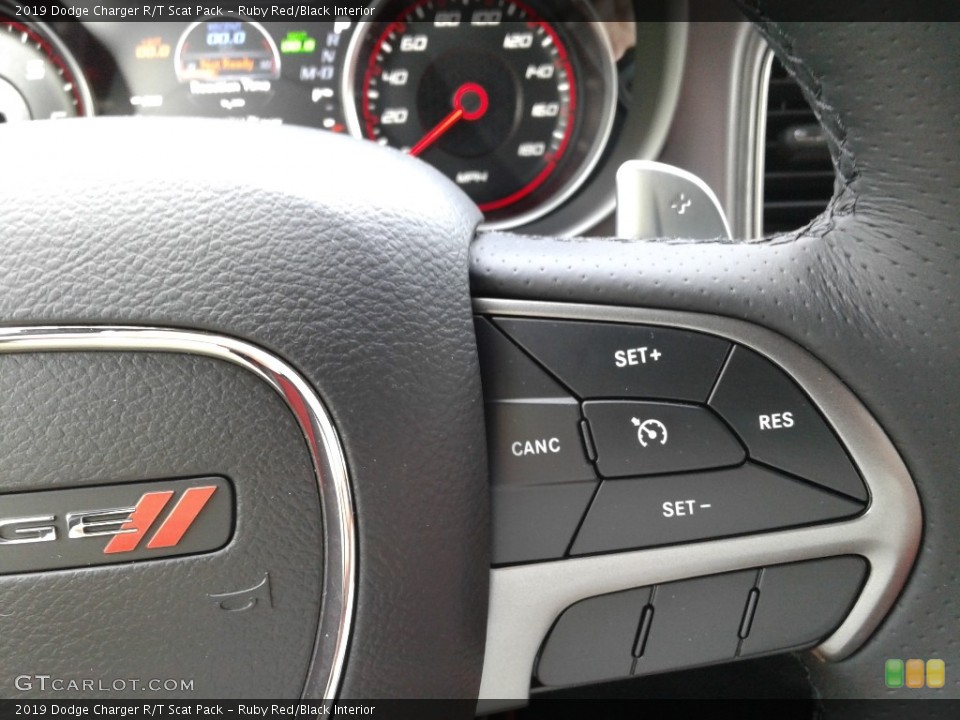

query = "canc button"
486;400;595;486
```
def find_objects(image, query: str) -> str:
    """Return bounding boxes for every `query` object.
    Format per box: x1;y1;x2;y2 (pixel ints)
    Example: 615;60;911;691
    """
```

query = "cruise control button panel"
477;315;871;566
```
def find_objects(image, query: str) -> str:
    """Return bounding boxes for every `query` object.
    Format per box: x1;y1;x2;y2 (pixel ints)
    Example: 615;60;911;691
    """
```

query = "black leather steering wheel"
0;2;957;710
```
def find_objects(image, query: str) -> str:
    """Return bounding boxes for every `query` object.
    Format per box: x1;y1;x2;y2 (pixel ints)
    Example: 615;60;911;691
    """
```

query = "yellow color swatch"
926;659;945;689
905;659;925;688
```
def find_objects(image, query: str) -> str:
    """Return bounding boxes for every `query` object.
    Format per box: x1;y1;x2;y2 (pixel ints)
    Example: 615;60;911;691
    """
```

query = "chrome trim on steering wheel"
0;326;355;700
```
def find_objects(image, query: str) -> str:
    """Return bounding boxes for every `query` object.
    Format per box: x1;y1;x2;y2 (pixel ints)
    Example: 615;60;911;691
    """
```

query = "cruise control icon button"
584;401;745;478
632;417;668;447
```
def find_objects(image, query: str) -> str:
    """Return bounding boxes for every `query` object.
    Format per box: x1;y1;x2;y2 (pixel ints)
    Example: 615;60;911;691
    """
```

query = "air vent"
762;57;836;235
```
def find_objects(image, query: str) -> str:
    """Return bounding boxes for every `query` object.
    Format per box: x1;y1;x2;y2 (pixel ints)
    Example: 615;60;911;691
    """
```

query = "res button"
493;318;731;402
709;347;867;502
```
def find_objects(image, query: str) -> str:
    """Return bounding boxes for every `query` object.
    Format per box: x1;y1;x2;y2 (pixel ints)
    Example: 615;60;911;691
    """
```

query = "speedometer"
343;0;617;229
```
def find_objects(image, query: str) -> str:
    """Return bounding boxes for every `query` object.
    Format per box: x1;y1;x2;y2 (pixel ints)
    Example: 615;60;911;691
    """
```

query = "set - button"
570;464;863;555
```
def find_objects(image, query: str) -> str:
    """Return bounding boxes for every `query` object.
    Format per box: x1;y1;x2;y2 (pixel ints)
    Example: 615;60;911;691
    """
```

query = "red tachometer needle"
409;82;489;157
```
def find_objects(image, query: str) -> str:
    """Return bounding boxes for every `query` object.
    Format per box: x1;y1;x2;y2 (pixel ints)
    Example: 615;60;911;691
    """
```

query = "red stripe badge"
103;486;217;554
147;486;218;549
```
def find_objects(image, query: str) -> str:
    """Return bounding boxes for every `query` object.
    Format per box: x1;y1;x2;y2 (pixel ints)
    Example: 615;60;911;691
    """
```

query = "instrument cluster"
0;0;643;230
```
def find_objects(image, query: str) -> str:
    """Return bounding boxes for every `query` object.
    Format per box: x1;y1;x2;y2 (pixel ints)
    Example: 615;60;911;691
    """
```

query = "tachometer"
0;14;93;122
344;0;617;229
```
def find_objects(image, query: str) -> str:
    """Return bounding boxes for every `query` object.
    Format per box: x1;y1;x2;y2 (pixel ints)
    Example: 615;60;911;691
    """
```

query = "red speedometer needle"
409;82;489;157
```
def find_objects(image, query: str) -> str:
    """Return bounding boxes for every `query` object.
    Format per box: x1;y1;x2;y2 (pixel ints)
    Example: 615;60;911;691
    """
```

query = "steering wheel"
0;2;956;710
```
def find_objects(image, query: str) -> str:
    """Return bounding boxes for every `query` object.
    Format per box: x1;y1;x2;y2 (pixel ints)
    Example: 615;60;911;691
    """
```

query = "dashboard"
0;0;674;233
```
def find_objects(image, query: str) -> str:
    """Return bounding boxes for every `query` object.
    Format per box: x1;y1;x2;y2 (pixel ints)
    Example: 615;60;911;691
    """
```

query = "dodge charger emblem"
0;477;233;573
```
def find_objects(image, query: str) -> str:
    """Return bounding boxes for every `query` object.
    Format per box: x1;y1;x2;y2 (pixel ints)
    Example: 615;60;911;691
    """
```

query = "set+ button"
493;318;731;402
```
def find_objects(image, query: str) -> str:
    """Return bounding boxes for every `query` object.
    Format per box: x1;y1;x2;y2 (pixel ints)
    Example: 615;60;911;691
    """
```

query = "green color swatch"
885;659;905;688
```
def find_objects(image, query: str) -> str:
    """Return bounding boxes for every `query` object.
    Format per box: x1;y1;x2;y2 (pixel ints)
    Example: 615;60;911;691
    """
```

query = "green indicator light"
885;659;904;688
281;31;317;55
